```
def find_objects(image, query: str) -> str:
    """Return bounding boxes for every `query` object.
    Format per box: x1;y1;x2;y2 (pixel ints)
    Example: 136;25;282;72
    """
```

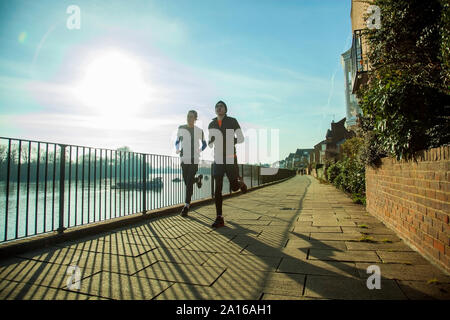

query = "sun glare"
75;50;150;118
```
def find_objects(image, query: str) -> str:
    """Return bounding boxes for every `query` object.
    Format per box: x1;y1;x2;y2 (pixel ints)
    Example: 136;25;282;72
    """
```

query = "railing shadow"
0;176;443;300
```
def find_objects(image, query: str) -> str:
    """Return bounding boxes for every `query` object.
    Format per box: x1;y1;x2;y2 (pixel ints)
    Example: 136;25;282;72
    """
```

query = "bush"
326;162;341;184
358;0;450;163
326;137;366;205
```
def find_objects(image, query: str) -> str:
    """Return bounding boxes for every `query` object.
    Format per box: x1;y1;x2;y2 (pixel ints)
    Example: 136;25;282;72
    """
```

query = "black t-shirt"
208;115;243;164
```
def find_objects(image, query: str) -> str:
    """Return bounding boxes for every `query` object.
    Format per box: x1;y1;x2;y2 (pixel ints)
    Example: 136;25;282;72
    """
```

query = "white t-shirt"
176;125;205;164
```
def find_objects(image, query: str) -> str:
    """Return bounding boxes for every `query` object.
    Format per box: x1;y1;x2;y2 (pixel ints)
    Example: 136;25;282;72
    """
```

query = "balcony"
351;29;369;94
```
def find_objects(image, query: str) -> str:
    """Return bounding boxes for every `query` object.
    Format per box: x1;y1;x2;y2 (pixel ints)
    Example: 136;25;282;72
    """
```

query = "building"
341;48;361;130
312;140;327;165
341;0;372;130
325;118;355;162
285;153;295;169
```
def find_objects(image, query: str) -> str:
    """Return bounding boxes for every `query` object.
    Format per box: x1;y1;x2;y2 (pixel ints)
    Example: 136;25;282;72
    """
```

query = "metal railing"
0;137;295;243
351;29;369;93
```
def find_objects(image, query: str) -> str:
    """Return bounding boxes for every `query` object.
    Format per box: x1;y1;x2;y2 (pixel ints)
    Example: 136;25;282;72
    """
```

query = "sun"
74;50;150;117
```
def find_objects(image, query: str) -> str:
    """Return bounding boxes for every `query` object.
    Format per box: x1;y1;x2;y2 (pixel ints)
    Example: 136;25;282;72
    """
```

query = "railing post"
257;166;260;186
4;139;11;241
57;144;67;234
142;153;147;214
250;165;253;188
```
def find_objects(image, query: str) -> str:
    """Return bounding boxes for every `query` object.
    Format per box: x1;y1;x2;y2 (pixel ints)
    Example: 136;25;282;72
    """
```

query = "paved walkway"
1;175;449;300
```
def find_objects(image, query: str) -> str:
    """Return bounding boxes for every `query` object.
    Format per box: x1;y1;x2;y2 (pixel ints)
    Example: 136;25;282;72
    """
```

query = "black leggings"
181;163;198;205
213;163;240;216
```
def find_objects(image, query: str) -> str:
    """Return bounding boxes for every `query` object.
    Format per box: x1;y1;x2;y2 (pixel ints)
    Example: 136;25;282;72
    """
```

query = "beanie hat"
215;100;227;113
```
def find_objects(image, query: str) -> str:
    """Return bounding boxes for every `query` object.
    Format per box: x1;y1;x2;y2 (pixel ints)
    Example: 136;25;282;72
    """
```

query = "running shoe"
180;205;189;217
238;178;247;194
211;216;225;228
240;181;248;194
196;174;203;188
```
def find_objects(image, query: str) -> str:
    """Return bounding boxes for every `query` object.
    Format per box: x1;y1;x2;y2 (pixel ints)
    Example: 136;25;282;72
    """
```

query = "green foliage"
326;162;341;184
358;0;450;162
326;137;366;205
340;137;364;160
352;193;367;206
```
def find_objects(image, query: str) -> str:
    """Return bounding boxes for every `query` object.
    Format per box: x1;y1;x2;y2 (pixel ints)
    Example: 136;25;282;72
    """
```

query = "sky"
0;0;352;164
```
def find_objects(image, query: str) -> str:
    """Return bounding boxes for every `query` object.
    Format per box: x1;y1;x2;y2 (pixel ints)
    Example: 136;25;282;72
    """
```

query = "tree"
358;0;450;162
116;146;132;153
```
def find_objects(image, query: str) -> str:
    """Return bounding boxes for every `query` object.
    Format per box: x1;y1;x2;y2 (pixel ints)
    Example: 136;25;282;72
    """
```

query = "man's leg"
212;163;225;227
214;175;224;216
227;163;247;193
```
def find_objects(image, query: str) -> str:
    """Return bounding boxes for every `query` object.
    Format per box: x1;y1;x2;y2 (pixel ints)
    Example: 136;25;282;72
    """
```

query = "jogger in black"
176;110;206;216
208;101;247;228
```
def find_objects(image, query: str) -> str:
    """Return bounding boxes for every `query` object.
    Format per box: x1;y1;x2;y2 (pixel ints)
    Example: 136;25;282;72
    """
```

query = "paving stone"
377;251;431;264
312;221;356;227
153;283;243;300
134;261;225;286
16;246;155;275
125;234;194;249
210;269;269;298
309;233;362;241
286;239;347;251
16;247;83;265
292;226;342;233
304;275;407;300
342;226;397;235
151;247;212;266
345;241;414;252
71;271;173;299
203;252;281;271
229;234;270;247
231;219;272;226
268;221;293;227
355;263;450;282
262;293;306;300
56;240;154;257
396;280;450;300
182;240;245;254
165;221;214;235
310;218;338;223
241;244;308;260
0;279;106;300
261;272;305;297
126;224;188;239
281;247;310;260
0;259;98;289
180;232;236;243
308;250;381;263
262;293;329;300
278;258;360;278
96;232;194;249
297;216;314;222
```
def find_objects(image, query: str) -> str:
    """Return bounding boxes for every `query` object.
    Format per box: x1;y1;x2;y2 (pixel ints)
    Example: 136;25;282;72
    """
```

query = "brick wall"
365;146;450;274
